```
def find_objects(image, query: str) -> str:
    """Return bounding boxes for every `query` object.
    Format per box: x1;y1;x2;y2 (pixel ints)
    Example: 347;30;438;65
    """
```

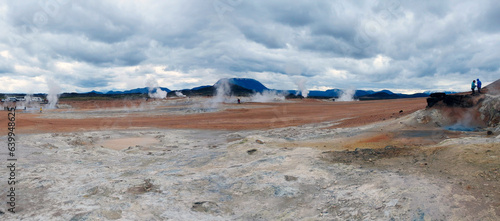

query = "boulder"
443;95;474;107
427;93;476;108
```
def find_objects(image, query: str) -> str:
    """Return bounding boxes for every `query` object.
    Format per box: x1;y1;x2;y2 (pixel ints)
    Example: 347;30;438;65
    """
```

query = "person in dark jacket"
471;80;476;95
476;78;482;94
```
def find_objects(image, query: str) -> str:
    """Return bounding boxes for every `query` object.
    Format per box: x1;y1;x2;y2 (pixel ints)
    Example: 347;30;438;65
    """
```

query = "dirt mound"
485;78;500;95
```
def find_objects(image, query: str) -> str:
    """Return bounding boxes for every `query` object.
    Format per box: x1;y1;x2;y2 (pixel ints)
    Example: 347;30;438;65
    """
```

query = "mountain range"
77;78;453;100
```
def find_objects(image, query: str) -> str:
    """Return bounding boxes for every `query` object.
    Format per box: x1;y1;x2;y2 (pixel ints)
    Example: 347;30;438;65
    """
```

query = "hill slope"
215;78;269;93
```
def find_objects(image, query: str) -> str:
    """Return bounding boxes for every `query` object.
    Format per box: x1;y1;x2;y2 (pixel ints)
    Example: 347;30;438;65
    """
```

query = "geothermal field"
1;82;500;220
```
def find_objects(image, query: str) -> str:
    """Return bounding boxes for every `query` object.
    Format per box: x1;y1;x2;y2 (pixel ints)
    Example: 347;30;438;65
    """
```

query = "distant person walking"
471;80;476;95
477;78;482;94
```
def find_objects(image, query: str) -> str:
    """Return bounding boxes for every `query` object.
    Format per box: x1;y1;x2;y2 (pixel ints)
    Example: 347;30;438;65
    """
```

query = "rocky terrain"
0;113;499;220
0;80;499;220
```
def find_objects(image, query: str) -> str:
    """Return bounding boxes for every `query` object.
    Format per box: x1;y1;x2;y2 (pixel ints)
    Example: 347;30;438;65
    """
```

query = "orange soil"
2;98;427;134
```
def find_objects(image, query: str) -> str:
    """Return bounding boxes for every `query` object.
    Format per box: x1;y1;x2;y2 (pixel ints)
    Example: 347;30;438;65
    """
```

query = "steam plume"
337;88;357;101
146;77;167;99
47;80;61;109
294;79;309;98
250;90;286;102
213;78;231;103
204;78;232;108
175;91;187;98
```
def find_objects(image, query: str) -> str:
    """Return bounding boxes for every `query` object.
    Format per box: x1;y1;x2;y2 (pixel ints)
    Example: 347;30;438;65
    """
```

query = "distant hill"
357;92;401;100
106;87;171;95
308;89;341;98
357;92;429;100
215;78;269;93
168;84;255;97
190;85;212;91
423;91;457;95
83;90;104;94
308;89;376;98
379;90;395;95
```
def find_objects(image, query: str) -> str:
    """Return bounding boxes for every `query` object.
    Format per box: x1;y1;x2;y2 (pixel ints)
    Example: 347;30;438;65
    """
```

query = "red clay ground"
3;98;427;134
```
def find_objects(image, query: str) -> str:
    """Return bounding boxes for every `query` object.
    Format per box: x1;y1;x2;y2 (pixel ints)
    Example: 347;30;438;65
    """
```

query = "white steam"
175;91;187;98
47;81;61;109
204;78;232;108
294;79;309;98
445;110;480;131
146;77;167;99
337;88;357;102
213;78;232;103
250;90;286;102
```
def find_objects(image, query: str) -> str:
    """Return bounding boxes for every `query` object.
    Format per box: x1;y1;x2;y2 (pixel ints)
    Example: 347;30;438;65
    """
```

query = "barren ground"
5;97;426;133
0;97;499;220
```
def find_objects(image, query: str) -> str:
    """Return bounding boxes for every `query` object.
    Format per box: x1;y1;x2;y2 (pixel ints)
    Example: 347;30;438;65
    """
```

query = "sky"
1;0;499;94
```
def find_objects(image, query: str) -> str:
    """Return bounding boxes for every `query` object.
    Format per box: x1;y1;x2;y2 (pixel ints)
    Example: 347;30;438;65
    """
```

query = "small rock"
191;201;220;214
84;186;99;197
399;110;403;114
256;140;264;144
487;131;493;136
284;175;298;181
247;149;257;155
102;210;122;220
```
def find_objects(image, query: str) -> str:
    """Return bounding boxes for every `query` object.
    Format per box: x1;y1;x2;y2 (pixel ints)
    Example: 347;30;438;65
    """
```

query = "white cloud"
0;50;12;59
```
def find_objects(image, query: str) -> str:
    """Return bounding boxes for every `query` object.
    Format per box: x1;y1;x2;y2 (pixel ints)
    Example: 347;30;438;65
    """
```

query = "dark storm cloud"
1;0;500;93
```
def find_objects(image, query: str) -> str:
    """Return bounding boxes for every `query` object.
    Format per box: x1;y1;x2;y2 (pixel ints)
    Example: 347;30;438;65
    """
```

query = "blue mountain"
423;91;457;95
105;87;171;94
83;90;104;94
379;90;395;95
215;78;269;92
308;89;342;97
307;89;376;98
191;85;212;91
354;90;375;97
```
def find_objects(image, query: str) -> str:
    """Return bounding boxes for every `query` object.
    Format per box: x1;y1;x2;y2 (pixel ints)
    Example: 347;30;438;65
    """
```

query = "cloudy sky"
1;0;499;93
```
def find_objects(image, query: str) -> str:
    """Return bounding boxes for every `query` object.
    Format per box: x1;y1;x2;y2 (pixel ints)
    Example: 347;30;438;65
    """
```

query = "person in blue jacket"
476;79;482;94
471;80;476;95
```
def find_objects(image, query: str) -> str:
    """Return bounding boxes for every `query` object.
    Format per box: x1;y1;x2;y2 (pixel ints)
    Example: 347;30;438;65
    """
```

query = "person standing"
471;80;476;95
477;79;482;94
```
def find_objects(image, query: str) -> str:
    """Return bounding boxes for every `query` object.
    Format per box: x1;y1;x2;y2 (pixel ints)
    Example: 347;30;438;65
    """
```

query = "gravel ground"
1;116;498;220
